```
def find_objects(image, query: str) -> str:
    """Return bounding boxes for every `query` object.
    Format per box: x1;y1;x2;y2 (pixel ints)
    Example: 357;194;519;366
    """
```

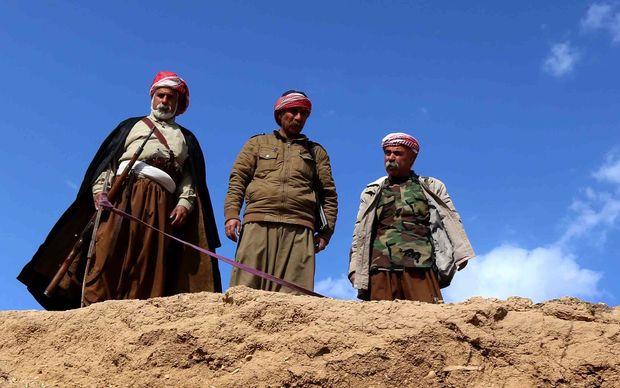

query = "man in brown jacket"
224;90;338;294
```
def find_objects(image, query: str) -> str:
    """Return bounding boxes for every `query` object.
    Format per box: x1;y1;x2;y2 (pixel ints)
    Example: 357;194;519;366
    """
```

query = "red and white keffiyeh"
273;92;312;125
381;132;420;154
274;92;312;113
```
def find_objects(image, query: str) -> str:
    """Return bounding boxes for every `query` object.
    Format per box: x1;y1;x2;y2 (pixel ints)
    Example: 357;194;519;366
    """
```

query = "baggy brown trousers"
369;268;443;303
230;221;315;294
83;177;173;305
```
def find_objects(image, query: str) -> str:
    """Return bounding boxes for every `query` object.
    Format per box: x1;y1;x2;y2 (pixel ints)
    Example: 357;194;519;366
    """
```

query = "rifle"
44;120;157;297
80;170;111;307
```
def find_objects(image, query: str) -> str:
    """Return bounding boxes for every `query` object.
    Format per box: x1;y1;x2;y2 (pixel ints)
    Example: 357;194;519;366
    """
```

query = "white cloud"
611;14;620;42
558;152;620;245
543;42;580;77
448;152;620;303
581;2;620;43
559;191;620;246
540;3;620;80
594;151;620;185
581;3;613;30
315;275;357;300
444;244;602;303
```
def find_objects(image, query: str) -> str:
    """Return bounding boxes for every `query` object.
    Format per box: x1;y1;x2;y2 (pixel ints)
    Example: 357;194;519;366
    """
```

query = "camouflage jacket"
348;175;475;299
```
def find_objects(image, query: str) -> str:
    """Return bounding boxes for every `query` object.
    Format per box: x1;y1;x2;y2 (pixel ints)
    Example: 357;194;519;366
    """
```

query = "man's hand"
225;219;241;242
314;236;328;253
93;192;107;210
170;205;188;227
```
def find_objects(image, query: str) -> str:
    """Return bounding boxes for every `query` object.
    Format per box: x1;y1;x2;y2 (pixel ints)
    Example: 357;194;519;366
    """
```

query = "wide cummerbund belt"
116;160;177;193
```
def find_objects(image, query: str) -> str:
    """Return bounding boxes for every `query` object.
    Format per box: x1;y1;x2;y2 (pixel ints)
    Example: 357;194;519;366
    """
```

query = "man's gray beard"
152;104;175;120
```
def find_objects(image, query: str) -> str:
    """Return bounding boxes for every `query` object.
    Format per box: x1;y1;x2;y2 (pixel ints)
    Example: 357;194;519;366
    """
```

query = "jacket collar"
273;129;309;143
386;170;419;185
370;171;419;189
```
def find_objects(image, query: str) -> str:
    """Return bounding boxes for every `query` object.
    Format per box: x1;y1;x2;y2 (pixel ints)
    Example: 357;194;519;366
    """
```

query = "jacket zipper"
280;141;291;219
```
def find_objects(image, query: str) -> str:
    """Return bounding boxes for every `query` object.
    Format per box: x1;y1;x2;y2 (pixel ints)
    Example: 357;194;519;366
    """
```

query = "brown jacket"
224;131;338;240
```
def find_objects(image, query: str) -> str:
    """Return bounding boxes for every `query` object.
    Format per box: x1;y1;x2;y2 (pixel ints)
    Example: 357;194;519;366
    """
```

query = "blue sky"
1;1;619;310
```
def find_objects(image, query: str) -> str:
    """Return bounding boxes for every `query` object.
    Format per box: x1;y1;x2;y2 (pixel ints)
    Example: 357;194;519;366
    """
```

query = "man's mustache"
156;103;171;112
385;161;399;169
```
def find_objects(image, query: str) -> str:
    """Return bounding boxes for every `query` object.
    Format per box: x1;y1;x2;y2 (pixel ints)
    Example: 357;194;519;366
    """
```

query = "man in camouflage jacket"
348;133;474;302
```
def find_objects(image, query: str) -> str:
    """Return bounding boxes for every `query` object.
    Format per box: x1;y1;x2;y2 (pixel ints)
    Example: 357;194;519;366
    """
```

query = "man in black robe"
18;71;221;310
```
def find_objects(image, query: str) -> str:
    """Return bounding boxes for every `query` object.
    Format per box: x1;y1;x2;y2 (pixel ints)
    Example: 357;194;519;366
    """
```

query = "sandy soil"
1;286;618;387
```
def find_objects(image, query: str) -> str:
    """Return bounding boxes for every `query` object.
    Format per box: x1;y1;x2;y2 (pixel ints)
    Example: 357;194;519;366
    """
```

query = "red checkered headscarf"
274;91;312;125
149;71;190;116
381;132;420;154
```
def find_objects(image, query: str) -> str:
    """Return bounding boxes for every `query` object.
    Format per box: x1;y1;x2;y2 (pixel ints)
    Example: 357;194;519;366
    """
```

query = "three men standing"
19;76;472;308
348;133;474;302
18;71;221;310
224;91;338;294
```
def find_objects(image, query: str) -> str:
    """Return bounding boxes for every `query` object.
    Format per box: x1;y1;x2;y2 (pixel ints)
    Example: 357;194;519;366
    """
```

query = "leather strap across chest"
141;117;172;151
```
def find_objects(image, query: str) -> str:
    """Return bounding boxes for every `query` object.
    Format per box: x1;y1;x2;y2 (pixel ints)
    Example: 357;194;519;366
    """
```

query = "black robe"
17;117;222;310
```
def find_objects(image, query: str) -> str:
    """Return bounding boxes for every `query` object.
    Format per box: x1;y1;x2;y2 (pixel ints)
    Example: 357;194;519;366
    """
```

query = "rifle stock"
43;220;93;297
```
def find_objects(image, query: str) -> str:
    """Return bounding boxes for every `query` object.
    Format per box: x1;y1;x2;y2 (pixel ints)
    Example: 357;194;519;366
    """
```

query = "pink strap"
98;196;324;297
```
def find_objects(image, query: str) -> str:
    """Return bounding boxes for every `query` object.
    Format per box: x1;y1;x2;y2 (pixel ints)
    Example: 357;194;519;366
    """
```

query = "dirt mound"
1;287;618;387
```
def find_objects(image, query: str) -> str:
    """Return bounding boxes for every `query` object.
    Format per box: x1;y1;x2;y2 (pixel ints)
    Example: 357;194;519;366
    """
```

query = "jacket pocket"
255;146;279;178
294;150;315;180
